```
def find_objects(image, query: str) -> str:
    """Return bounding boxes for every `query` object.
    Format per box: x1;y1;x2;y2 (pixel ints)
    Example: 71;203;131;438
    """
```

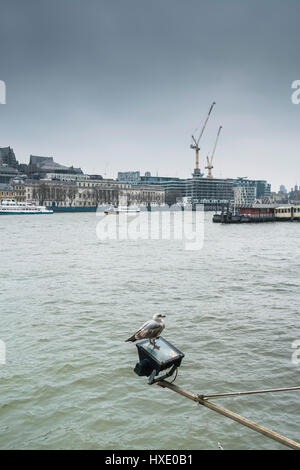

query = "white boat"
0;199;53;214
104;205;141;215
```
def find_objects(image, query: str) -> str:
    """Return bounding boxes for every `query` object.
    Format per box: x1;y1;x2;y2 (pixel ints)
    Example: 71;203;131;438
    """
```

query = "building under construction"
118;101;271;208
117;172;270;209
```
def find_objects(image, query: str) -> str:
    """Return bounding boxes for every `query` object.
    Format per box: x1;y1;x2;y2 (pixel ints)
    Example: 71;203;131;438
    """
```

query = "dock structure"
213;203;300;223
157;380;300;450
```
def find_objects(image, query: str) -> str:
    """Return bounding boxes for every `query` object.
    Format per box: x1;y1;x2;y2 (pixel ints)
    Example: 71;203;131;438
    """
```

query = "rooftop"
0;183;14;190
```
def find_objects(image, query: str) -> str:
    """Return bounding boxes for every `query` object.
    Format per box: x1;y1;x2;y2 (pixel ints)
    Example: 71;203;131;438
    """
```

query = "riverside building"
119;171;271;208
21;179;165;210
0;183;15;201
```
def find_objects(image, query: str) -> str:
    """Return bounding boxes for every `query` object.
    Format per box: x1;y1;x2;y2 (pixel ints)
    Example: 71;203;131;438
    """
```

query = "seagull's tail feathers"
125;334;137;342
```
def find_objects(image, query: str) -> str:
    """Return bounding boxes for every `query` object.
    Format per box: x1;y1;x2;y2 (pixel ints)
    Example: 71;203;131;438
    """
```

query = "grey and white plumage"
125;313;166;343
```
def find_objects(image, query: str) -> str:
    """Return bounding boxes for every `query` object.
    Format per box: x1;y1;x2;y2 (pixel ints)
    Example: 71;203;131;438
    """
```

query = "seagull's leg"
149;339;160;350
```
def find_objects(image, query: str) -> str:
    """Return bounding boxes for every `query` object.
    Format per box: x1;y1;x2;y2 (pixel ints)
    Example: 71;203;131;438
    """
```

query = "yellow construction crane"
205;125;222;179
190;101;216;176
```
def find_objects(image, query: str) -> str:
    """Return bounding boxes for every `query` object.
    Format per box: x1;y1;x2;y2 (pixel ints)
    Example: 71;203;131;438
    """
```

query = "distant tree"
35;183;50;205
67;187;77;206
111;189;118;205
56;186;67;206
81;190;91;206
92;187;105;205
165;190;182;207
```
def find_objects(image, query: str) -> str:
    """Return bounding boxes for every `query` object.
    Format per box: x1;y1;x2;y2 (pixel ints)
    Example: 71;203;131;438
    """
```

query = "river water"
0;212;299;450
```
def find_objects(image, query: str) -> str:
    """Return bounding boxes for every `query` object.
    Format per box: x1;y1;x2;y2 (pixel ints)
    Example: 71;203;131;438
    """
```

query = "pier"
213;203;300;223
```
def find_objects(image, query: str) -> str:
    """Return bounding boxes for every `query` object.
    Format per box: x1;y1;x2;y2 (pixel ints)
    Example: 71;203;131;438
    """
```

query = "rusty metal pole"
157;380;300;450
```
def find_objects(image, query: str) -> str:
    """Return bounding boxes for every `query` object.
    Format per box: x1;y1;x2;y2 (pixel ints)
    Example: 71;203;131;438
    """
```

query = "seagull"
125;314;166;349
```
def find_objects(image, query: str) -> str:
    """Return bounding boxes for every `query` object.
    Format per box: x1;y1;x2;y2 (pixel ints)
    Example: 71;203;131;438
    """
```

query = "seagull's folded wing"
135;320;162;340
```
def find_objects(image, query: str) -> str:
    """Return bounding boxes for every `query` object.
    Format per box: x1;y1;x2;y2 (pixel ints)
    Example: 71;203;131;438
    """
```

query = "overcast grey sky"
0;0;299;190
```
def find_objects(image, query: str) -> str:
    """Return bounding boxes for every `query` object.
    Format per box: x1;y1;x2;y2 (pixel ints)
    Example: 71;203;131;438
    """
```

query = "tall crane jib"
190;101;216;176
205;125;222;179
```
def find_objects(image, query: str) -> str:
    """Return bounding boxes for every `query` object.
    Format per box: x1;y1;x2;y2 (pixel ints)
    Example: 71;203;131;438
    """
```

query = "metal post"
200;385;300;399
157;380;300;450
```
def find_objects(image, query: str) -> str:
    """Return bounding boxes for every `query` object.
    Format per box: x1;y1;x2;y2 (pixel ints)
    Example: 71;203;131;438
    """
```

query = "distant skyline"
1;0;300;191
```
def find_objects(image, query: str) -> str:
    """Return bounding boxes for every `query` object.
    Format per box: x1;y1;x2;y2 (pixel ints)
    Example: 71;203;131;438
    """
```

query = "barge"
213;204;300;223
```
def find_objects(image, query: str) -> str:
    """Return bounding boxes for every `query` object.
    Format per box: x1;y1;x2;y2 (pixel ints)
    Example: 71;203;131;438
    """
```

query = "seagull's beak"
161;315;166;318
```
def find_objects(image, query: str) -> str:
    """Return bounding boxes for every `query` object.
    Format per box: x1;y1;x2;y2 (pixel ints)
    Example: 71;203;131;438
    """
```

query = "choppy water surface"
0;212;299;450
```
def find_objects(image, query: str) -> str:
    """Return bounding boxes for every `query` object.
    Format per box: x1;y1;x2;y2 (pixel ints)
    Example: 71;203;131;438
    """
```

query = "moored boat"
104;205;141;215
0;199;53;214
213;203;300;223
